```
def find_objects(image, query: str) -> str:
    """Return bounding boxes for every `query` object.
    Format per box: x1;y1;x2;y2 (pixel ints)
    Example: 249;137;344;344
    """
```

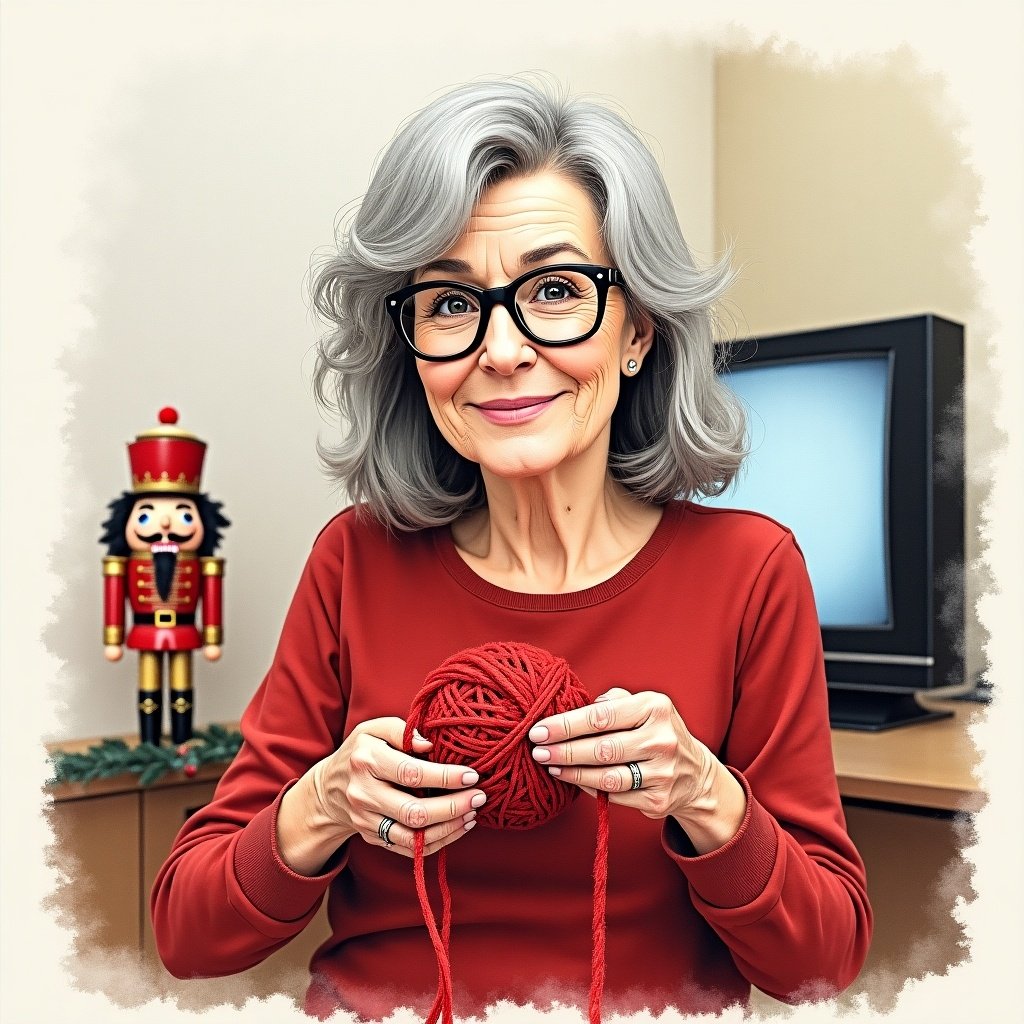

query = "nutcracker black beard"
153;549;177;601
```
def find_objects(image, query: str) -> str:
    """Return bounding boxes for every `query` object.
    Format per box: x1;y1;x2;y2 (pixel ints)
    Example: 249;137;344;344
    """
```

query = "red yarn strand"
437;847;453;1023
413;830;453;1024
590;792;610;1024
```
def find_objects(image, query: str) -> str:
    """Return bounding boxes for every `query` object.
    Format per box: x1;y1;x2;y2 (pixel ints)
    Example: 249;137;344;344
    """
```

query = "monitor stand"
828;688;954;732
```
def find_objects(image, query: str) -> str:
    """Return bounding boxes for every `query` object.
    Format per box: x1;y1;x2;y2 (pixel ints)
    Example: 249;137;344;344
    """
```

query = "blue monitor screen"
701;355;891;629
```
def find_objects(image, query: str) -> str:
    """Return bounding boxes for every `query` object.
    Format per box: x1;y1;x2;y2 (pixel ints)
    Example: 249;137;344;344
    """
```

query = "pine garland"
48;724;243;787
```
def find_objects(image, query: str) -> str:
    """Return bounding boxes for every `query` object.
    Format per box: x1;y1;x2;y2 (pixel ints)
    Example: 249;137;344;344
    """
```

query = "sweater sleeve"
663;531;873;1002
150;523;350;978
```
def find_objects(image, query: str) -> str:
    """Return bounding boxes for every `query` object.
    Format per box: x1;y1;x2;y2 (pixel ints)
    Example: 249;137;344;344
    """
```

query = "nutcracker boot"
169;651;194;744
138;651;163;744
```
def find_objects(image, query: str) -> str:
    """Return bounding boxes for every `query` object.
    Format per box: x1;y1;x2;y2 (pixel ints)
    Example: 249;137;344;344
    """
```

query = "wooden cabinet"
46;747;330;1002
839;801;973;1008
49;791;142;952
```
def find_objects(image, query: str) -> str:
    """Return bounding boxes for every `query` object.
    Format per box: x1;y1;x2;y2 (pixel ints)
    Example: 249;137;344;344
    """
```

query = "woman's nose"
160;515;172;530
478;306;535;375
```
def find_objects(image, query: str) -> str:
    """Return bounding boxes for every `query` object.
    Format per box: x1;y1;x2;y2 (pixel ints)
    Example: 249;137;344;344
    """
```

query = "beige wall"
25;28;991;738
714;44;990;686
30;26;715;742
29;25;992;736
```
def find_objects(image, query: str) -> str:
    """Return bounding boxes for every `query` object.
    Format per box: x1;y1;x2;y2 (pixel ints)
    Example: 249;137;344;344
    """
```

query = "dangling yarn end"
413;831;453;1024
589;792;610;1024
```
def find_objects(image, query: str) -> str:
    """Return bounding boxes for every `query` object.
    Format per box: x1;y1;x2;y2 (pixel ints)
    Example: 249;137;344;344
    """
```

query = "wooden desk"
830;699;985;812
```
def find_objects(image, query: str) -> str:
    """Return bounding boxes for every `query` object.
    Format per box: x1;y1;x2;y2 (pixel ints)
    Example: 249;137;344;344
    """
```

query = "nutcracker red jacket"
151;500;872;1019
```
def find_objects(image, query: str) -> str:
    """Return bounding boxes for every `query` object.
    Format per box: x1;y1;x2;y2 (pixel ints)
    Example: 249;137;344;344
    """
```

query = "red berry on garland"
183;763;198;778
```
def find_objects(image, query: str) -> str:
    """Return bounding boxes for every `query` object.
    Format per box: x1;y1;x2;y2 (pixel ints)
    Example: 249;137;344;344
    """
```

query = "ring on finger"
378;815;397;847
627;762;643;791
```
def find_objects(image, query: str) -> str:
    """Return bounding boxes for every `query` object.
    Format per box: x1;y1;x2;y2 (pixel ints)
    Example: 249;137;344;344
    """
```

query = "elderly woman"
152;78;871;1020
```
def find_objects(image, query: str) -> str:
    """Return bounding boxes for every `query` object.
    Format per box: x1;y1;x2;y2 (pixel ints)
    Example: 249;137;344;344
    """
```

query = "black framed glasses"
384;264;626;362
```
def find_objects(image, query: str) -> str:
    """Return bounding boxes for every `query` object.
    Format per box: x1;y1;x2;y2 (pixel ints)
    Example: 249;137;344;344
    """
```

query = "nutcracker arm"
200;557;225;645
102;556;127;645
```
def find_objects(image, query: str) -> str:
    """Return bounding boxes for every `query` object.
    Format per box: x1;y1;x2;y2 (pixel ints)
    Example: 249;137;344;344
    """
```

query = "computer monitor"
705;314;965;730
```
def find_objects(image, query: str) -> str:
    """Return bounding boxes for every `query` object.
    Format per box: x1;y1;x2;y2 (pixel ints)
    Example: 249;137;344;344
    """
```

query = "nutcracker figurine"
100;407;230;744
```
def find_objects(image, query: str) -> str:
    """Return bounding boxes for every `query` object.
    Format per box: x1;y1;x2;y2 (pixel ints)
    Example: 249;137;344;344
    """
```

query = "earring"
625;359;638;374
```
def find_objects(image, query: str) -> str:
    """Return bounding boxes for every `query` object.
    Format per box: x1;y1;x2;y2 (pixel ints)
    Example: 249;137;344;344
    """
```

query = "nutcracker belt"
133;611;196;627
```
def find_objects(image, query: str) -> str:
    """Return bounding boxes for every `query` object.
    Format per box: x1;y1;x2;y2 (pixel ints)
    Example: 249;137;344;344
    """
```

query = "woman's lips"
472;394;563;425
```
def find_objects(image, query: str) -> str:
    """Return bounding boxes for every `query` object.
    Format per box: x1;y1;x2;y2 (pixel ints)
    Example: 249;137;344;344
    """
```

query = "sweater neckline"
432;499;687;610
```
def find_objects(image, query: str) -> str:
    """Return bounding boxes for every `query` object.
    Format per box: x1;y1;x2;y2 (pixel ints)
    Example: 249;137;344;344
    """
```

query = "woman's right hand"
277;717;486;875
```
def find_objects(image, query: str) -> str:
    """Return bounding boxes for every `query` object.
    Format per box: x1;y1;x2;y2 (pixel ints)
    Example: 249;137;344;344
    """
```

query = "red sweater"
151;500;872;1019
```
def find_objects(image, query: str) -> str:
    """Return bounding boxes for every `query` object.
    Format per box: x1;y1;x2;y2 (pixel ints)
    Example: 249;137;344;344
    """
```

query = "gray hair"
310;76;747;531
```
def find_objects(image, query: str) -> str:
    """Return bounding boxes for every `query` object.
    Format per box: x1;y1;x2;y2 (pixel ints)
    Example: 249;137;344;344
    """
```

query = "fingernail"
529;725;548;742
463;810;477;823
532;746;551;762
547;766;562;777
464;820;476;832
471;792;487;808
461;770;479;785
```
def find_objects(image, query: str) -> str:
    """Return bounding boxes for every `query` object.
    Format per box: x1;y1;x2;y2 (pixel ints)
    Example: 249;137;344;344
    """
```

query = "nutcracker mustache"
134;530;196;544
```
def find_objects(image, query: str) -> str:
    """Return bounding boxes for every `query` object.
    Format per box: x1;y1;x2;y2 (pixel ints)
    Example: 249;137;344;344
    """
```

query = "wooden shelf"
46;730;233;802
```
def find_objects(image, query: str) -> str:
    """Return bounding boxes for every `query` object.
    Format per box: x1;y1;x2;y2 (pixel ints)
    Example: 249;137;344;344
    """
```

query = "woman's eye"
138;513;150;525
436;294;473;316
182;513;194;524
539;283;569;301
532;278;578;303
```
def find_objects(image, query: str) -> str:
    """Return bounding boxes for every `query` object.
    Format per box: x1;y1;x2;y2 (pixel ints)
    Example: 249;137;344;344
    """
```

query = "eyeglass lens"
399;267;601;358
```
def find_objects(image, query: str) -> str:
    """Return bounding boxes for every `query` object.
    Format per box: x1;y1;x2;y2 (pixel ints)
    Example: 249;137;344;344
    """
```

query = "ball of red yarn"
406;641;591;831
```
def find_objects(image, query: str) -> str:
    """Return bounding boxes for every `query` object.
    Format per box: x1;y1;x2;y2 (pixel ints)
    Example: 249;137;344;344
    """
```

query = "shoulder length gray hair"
310;76;747;532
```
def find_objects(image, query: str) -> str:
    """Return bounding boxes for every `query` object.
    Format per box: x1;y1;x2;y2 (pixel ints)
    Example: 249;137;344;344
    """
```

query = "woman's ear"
623;305;656;371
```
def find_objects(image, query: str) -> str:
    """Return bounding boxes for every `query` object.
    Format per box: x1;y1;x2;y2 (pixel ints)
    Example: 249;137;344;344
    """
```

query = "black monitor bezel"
716;314;965;697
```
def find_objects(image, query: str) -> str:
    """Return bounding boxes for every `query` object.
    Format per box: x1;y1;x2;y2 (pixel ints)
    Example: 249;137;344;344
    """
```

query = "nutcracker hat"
128;407;207;494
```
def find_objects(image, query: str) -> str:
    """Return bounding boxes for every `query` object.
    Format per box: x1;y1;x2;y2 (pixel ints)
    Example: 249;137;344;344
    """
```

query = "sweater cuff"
232;780;349;925
662;767;780;911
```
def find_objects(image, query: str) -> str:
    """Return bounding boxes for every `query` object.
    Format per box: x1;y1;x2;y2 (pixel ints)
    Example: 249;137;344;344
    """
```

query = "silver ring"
377;816;396;846
627;762;643;791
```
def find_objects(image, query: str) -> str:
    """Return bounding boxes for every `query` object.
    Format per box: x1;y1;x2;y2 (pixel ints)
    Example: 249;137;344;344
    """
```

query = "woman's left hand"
529;687;747;853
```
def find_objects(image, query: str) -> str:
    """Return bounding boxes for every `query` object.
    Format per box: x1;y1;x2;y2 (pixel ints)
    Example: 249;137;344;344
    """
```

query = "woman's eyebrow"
418;257;473;276
518;242;591;267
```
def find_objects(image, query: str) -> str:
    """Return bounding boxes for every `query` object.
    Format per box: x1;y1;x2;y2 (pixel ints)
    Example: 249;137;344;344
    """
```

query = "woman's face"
413;169;652;482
